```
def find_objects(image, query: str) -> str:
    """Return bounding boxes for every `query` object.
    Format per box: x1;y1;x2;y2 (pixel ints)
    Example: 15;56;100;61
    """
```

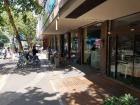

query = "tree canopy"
15;12;37;48
0;32;9;44
0;0;43;51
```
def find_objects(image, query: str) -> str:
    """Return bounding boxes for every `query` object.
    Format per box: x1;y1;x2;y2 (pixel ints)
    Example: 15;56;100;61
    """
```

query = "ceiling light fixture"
56;19;58;30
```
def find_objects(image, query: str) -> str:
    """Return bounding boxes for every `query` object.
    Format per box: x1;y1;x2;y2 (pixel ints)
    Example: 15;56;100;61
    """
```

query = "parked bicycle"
17;52;41;68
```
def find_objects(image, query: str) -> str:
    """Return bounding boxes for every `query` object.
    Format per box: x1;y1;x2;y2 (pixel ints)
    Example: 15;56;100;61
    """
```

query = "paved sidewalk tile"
50;64;140;105
1;56;140;105
52;75;110;105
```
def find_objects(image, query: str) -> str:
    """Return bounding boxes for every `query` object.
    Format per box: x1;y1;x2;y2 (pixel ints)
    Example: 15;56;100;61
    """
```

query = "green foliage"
22;14;27;23
11;0;43;14
0;0;43;27
103;94;138;105
0;0;41;47
0;0;43;50
104;96;120;105
15;12;37;46
120;94;138;105
0;12;15;36
0;16;6;26
0;33;9;44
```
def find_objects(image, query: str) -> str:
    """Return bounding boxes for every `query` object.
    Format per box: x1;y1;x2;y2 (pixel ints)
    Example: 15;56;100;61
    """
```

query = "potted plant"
103;94;138;105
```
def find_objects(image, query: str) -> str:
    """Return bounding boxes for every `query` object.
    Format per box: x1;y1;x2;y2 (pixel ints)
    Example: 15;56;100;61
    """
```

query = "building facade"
37;0;140;90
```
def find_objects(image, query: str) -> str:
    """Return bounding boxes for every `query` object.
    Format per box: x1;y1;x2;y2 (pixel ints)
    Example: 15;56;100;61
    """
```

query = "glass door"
116;34;134;84
109;36;117;78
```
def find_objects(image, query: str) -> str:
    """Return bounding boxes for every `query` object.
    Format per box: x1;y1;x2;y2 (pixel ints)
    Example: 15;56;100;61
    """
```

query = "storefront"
84;24;102;69
107;13;140;89
70;31;79;63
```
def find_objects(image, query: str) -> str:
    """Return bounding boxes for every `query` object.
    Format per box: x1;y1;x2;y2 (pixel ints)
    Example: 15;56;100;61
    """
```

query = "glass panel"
117;35;134;84
71;32;78;63
110;36;116;78
133;34;140;88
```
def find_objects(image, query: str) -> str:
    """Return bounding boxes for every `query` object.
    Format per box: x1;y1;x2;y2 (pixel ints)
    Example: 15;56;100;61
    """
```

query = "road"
0;53;66;105
0;53;111;105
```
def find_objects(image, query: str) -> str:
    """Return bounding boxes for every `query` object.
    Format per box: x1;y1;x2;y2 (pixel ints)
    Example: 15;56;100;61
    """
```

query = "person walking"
32;45;38;56
6;47;12;59
2;47;7;59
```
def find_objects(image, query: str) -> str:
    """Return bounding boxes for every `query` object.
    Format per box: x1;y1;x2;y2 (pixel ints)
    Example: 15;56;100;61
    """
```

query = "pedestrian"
48;47;51;60
7;47;12;59
32;45;38;56
91;44;96;51
2;47;7;59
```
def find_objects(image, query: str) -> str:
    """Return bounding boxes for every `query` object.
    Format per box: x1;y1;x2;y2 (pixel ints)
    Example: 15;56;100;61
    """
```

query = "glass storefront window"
84;27;101;67
110;36;116;78
117;35;134;84
71;32;78;63
109;34;140;89
108;12;140;89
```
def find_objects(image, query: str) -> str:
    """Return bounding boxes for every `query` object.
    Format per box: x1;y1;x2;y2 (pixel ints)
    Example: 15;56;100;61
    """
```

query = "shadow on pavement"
0;59;55;75
58;64;113;105
0;59;77;76
61;83;111;105
61;64;140;105
0;87;59;105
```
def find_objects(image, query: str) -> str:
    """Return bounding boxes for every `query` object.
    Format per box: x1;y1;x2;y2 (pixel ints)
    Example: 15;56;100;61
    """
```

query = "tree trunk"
4;0;23;51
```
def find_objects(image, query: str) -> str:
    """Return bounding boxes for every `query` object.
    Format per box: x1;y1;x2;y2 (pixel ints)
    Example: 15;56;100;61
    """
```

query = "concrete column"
77;28;84;65
55;35;58;51
67;32;71;60
100;20;112;73
60;34;64;57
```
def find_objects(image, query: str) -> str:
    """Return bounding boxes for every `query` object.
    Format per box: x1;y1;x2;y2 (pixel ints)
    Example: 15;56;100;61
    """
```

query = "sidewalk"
50;66;109;105
50;64;140;105
0;54;139;105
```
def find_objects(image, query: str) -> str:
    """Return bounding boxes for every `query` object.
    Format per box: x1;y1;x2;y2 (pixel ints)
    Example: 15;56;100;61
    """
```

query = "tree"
0;34;9;43
15;12;37;49
0;32;9;47
0;0;43;51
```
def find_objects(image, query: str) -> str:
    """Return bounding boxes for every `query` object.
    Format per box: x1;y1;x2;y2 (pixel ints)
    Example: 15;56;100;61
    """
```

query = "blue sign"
45;0;56;14
19;32;26;41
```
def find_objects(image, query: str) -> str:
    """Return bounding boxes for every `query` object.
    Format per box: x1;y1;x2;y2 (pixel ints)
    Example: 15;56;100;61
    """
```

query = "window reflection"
117;35;133;83
109;34;140;89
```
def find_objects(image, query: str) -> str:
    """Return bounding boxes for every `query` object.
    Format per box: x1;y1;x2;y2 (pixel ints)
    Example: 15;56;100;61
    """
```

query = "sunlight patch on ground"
3;64;16;68
0;74;11;92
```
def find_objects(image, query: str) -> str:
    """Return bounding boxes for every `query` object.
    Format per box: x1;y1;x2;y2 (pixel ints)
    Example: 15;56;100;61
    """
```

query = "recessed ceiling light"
130;28;135;31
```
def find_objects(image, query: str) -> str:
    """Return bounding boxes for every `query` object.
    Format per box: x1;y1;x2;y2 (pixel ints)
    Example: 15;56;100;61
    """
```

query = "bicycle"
17;52;41;69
